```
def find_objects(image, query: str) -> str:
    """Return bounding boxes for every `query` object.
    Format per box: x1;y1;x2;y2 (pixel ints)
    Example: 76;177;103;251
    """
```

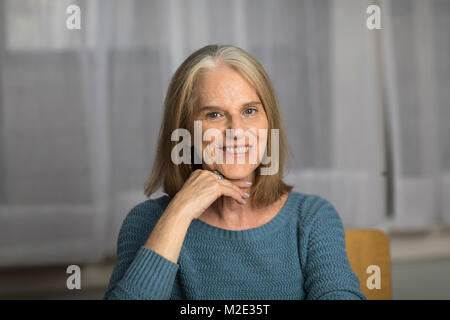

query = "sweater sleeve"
103;201;179;300
301;195;367;300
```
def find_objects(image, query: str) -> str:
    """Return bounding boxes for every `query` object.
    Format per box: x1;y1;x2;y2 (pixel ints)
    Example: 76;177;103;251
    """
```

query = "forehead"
193;64;259;106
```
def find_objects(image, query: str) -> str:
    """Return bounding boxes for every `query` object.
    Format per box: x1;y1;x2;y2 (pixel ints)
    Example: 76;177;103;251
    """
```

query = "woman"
103;44;366;300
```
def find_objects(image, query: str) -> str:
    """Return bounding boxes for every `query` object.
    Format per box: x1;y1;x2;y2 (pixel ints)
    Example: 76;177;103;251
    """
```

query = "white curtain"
382;0;450;230
0;0;449;267
285;0;386;229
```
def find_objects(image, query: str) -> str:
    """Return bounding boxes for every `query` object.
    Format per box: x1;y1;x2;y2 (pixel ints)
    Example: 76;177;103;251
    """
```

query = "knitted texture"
103;191;367;300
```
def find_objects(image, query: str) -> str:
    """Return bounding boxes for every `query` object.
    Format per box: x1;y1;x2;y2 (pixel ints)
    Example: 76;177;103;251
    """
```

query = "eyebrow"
198;101;262;112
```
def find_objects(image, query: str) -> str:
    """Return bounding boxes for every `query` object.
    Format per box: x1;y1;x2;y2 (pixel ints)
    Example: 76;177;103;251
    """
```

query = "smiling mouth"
219;145;252;155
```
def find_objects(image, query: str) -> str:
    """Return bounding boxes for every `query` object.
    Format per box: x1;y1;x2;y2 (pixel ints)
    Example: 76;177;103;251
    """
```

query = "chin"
218;164;256;180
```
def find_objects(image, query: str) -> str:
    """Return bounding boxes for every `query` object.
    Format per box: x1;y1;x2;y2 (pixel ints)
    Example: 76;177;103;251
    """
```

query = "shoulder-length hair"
144;44;293;209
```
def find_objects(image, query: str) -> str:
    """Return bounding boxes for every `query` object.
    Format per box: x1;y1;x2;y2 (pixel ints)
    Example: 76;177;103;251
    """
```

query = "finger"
218;178;249;199
192;169;203;176
204;170;248;203
189;169;207;182
219;184;245;204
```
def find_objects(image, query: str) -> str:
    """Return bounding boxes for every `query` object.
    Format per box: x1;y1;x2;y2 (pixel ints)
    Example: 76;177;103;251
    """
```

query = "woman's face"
192;63;269;181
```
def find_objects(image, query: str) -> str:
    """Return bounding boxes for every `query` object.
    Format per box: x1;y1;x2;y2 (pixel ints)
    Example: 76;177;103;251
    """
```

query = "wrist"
165;200;194;225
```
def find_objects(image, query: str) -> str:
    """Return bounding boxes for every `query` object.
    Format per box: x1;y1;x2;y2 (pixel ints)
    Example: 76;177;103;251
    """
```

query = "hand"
169;169;250;221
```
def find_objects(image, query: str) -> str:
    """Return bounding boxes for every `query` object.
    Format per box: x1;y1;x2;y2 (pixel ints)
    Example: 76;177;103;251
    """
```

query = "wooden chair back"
345;229;392;300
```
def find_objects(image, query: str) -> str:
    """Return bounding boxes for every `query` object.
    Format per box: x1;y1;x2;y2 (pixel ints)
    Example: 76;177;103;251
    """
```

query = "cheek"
257;132;268;148
258;121;269;153
254;111;269;129
201;125;223;145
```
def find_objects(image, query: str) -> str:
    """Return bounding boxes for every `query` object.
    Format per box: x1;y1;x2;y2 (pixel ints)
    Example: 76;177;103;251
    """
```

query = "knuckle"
203;170;214;177
212;180;220;188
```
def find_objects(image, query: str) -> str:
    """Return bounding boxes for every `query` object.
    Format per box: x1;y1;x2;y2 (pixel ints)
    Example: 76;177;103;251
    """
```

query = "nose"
226;114;247;140
227;113;246;131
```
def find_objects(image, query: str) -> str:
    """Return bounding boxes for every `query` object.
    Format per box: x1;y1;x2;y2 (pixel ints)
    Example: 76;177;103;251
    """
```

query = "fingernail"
244;192;250;198
245;181;252;185
242;198;246;204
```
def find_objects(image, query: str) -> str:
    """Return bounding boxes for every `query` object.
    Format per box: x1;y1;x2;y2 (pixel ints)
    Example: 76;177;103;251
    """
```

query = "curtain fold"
382;0;450;230
285;0;386;228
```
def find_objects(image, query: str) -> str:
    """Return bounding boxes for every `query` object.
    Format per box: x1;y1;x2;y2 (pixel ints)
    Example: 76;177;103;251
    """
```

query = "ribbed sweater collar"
185;191;299;241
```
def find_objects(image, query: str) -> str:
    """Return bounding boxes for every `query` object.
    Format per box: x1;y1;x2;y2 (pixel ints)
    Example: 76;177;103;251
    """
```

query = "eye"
244;108;258;116
206;111;221;119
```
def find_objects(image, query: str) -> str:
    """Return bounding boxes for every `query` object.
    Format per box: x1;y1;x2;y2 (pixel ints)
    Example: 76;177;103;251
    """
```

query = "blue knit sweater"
103;191;366;300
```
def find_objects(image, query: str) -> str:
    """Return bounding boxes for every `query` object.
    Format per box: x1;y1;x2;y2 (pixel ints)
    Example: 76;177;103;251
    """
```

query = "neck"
210;171;256;229
214;196;252;226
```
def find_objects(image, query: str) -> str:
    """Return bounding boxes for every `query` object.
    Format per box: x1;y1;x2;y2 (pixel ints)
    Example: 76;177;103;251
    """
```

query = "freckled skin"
193;62;269;184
